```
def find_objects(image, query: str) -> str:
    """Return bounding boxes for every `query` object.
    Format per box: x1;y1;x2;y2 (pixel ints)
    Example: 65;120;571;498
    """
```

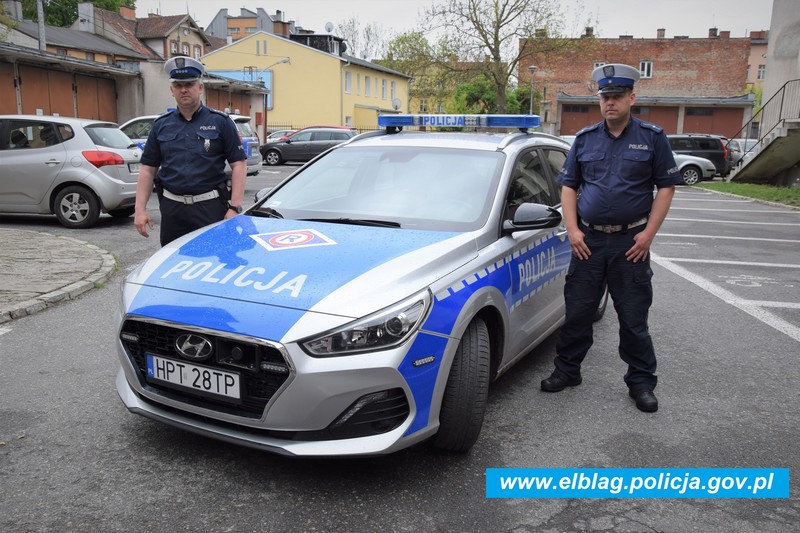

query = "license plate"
146;354;240;399
128;163;141;173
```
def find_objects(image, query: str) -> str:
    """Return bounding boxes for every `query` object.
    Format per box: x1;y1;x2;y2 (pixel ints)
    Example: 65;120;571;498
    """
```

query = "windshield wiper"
303;217;401;228
251;206;284;219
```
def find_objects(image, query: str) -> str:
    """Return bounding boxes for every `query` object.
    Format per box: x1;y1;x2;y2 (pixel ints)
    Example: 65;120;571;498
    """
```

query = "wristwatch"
227;203;243;214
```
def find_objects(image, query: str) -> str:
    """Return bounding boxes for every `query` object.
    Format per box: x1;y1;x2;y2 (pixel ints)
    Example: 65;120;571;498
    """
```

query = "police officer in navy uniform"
540;64;681;413
134;56;247;246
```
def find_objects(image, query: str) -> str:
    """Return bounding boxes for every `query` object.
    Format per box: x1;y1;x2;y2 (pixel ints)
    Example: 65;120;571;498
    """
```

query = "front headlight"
301;291;431;357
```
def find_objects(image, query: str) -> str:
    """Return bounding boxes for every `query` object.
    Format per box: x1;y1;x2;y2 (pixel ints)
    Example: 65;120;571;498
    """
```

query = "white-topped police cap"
592;63;640;94
164;56;205;82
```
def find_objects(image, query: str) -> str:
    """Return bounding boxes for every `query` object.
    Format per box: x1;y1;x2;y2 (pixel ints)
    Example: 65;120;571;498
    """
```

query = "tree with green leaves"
21;0;134;27
426;0;581;113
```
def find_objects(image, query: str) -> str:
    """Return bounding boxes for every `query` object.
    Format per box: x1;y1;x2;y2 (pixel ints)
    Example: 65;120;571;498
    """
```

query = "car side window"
4;120;59;149
331;132;351;140
314;132;334;141
122;120;152;139
505;149;556;220
291;131;313;142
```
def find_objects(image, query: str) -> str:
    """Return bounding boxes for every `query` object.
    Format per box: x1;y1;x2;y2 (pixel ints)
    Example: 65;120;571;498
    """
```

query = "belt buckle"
183;195;194;205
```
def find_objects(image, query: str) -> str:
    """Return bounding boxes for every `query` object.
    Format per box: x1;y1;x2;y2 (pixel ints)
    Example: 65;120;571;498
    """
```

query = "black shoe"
629;389;658;412
541;370;582;392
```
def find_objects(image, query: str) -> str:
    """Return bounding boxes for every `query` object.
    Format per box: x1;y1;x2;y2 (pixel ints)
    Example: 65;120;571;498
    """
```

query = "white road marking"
658;233;800;244
651;253;800;342
656;258;800;269
0;326;12;336
670;207;800;213
666;218;800;226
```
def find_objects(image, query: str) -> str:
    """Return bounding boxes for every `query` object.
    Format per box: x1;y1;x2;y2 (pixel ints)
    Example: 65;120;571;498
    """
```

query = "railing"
729;79;800;158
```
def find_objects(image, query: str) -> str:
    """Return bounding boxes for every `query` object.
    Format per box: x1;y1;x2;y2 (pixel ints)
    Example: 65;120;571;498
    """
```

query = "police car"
115;114;608;456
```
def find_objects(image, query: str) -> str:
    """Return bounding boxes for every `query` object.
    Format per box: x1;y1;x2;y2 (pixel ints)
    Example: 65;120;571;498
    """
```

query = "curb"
0;231;117;324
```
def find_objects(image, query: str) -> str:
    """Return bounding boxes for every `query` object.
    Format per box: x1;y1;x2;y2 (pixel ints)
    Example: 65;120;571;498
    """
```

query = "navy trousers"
157;194;227;246
554;223;658;391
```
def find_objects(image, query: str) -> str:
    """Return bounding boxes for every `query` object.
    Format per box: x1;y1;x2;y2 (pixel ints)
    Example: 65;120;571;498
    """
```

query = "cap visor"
170;76;201;83
597;86;632;94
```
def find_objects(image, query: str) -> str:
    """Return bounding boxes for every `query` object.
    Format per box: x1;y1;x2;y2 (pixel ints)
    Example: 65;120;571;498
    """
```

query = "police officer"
134;56;247;246
540;63;681;413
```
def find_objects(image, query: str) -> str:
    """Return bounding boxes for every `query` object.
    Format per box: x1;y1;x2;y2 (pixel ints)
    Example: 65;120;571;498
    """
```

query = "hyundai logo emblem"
175;333;213;361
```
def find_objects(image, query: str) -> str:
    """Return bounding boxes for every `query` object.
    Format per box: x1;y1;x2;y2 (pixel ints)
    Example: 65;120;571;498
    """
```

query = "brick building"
522;28;758;138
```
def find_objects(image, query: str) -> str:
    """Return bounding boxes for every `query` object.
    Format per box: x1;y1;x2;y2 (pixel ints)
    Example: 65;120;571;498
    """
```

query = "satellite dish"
325;22;334;33
392;98;402;111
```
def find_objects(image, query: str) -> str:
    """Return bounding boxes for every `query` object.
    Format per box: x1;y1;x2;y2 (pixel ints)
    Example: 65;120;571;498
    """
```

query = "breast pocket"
196;130;221;155
621;150;653;178
578;151;605;176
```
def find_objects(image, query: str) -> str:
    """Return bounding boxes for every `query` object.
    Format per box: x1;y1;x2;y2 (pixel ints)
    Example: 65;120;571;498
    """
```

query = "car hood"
124;216;478;339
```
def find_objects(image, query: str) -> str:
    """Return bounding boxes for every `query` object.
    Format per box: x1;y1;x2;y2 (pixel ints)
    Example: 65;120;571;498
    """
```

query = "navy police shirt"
141;105;246;195
557;117;681;225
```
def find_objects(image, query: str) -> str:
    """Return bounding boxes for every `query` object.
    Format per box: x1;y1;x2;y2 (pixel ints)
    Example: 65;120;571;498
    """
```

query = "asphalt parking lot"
654;186;800;342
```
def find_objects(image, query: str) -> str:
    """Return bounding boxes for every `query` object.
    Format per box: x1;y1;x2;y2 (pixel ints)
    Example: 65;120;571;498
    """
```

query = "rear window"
234;119;255;137
85;124;134;149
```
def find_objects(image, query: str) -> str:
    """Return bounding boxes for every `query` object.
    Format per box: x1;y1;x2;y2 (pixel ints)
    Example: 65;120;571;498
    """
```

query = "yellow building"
201;31;411;135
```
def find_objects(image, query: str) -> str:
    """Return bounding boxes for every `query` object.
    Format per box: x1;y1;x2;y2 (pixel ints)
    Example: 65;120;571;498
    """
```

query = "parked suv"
667;134;732;177
260;126;357;165
119;113;262;176
0;114;141;228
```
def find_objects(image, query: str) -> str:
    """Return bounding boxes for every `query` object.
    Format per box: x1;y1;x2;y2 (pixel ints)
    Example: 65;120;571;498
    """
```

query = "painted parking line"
657;257;800;269
670;207;800;213
659;234;800;244
666;218;800;226
651;253;800;342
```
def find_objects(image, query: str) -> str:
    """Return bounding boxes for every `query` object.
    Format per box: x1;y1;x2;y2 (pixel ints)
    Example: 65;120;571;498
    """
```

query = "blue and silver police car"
115;114;607;456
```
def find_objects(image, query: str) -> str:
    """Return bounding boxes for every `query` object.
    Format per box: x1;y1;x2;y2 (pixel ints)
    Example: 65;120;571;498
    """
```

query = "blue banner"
486;468;790;498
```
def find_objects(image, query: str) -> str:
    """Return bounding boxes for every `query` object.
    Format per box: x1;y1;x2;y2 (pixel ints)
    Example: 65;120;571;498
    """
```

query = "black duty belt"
581;217;648;234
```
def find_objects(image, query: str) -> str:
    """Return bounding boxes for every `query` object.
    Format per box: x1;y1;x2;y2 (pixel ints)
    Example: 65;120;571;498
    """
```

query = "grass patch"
695;182;800;208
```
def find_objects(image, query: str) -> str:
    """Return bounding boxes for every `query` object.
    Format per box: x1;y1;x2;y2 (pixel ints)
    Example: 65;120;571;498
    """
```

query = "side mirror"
502;203;562;234
254;187;271;202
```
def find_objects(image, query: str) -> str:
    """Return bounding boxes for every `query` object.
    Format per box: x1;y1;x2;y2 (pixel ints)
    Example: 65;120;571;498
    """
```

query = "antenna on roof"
325;22;334;33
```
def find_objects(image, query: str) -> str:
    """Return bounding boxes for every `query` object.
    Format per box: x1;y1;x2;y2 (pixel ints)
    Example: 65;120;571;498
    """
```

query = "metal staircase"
727;79;800;187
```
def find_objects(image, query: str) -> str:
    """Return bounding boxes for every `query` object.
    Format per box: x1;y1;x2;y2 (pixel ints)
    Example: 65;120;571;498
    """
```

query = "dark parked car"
667;134;733;177
260;126;357;166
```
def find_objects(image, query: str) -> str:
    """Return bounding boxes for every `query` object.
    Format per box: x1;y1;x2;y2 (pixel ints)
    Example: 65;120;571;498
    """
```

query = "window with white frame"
170;41;178;53
381;79;387;99
194;46;202;59
365;76;371;96
181;43;189;55
345;71;352;93
419;99;427;112
757;64;766;80
639;61;653;79
391;80;396;100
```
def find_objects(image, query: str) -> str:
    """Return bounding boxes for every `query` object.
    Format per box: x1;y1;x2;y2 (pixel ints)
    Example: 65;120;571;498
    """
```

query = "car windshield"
85;124;135;149
254;145;505;232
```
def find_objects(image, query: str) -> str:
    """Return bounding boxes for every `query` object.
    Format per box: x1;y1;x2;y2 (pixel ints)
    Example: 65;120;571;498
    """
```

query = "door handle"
44;159;62;166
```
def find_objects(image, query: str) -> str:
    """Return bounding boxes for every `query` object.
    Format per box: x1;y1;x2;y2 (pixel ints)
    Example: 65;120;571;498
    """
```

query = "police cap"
164;56;205;82
592;63;640;94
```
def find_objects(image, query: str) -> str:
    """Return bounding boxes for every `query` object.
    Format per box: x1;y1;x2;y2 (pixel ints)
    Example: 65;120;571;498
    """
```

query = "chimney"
720;30;730;39
120;6;135;20
657;28;665;39
583;26;594;38
534;28;547;38
709;27;718;38
76;2;95;34
275;10;283;21
3;0;23;21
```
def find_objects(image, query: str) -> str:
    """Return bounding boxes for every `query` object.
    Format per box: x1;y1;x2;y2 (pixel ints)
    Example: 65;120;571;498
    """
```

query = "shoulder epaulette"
576;122;602;137
638;121;663;134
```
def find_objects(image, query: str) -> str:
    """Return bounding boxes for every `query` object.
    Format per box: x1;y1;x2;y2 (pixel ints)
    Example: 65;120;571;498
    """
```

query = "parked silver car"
120;113;262;176
0;115;141;228
672;152;717;185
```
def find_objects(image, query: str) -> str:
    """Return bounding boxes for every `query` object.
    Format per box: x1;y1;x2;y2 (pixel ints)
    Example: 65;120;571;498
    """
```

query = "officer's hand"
223;209;239;220
135;210;154;238
568;228;591;260
626;230;654;263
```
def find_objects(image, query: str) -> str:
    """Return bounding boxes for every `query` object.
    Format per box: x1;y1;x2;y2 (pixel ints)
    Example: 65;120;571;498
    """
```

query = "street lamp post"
528;65;537;115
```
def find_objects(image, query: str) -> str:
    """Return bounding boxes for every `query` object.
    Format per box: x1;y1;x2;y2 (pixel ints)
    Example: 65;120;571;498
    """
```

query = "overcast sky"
134;0;773;40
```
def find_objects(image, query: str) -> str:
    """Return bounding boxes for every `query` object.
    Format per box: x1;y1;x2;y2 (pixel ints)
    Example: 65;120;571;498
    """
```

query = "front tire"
264;150;282;166
432;317;490;453
54;185;100;228
681;165;702;185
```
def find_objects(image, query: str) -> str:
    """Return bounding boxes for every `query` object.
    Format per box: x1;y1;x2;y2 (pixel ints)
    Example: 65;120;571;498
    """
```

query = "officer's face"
599;90;635;122
170;80;203;109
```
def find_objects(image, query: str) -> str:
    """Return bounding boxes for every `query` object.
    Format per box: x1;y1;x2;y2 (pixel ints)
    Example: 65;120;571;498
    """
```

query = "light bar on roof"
377;114;540;129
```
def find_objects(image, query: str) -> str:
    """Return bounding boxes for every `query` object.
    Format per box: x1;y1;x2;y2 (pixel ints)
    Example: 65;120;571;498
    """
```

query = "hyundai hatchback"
0;114;141;228
115;114;608;456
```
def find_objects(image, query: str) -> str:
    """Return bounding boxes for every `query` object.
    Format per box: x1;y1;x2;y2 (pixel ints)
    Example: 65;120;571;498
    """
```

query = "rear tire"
54;185;100;228
432;317;491;453
265;150;282;166
681;165;702;185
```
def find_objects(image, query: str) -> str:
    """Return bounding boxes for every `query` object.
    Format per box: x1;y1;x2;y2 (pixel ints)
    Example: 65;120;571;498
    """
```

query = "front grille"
120;318;290;417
